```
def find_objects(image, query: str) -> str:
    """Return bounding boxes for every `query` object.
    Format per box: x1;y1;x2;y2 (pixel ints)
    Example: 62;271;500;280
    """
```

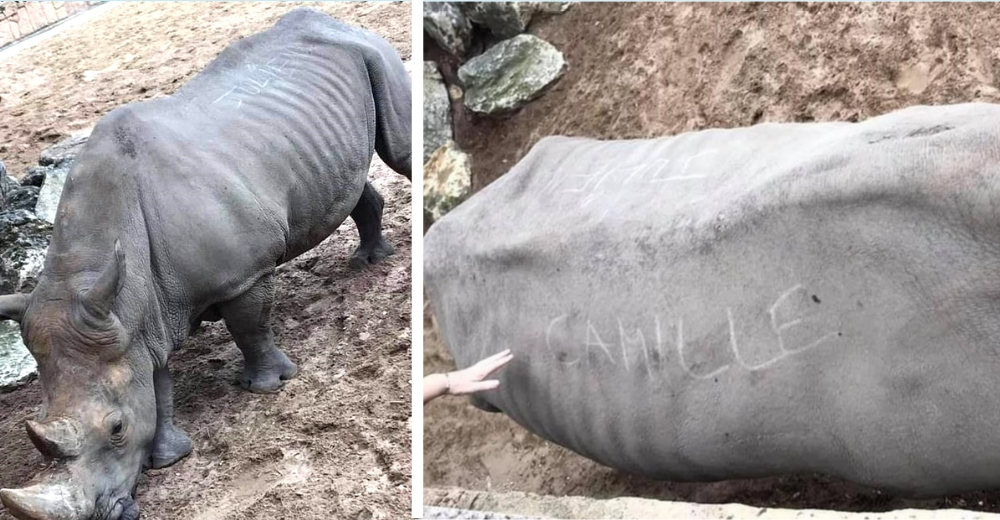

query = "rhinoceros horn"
81;240;125;318
0;477;92;520
25;419;82;459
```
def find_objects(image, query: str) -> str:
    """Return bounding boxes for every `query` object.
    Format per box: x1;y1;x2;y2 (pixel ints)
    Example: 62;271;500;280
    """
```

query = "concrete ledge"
425;487;1000;520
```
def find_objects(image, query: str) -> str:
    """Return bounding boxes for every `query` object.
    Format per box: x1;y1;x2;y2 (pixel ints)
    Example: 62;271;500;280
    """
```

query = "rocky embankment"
0;132;89;390
423;2;570;226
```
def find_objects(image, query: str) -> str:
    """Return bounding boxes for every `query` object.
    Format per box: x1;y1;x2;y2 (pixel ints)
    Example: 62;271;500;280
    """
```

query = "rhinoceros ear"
82;240;126;318
0;294;28;323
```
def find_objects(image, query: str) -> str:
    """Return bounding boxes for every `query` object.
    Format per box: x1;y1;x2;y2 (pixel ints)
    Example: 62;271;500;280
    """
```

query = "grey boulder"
35;133;91;223
4;186;39;212
20;166;48;187
458;34;566;115
34;159;74;223
0;212;50;390
423;2;472;56
38;132;89;166
424;62;454;163
423;140;471;223
459;2;534;40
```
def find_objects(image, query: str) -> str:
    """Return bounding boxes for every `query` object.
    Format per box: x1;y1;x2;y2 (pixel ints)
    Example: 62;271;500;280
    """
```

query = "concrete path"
425;487;1000;520
0;2;122;63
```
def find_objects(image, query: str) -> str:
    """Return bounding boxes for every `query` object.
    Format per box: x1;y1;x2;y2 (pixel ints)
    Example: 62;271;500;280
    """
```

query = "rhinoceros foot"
149;422;193;469
349;239;396;270
241;348;298;394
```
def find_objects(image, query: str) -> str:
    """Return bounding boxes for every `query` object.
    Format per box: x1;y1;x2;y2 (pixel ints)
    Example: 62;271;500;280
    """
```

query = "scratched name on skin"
544;284;838;378
543;147;723;201
212;45;312;110
540;147;731;221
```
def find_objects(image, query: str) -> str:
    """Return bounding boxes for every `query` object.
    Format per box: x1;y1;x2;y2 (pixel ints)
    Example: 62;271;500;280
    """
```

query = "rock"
424;62;454;164
424;141;472;222
0;210;51;294
0;320;35;392
0;174;19;207
459;2;534;39
535;2;573;14
20;165;48;187
4;186;40;212
38;132;89;166
0;208;50;389
423;2;472;56
34;160;73;223
458;34;567;115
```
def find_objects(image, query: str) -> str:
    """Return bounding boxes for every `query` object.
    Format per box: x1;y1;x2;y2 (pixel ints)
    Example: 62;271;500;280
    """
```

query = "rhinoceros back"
425;103;1000;494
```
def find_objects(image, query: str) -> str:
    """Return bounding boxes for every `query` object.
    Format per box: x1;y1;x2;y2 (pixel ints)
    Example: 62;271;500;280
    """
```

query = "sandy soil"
0;1;411;178
0;3;412;519
425;2;1000;513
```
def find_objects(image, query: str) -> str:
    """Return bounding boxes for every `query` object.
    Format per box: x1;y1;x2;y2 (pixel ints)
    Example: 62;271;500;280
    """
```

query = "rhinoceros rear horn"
0;294;28;323
25;419;82;459
81;240;126;318
0;476;92;520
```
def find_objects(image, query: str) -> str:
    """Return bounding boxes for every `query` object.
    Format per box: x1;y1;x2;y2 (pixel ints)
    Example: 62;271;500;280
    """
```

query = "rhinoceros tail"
363;34;412;180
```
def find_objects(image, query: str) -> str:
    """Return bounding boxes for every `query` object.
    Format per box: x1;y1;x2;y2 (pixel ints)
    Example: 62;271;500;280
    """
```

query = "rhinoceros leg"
219;272;298;393
150;367;193;469
348;181;395;270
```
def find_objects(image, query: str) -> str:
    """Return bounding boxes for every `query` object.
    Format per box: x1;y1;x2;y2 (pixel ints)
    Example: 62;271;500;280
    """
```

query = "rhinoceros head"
0;245;154;520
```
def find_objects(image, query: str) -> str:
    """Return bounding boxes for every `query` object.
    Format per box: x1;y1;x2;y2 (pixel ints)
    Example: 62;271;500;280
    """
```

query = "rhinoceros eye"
106;412;126;446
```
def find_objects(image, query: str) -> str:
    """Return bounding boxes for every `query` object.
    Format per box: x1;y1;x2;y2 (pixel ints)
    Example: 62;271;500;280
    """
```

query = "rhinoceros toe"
149;424;193;469
349;239;396;270
241;351;298;394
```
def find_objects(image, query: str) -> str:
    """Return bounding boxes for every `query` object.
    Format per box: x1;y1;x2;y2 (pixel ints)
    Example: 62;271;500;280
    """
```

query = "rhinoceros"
0;8;410;520
425;103;1000;497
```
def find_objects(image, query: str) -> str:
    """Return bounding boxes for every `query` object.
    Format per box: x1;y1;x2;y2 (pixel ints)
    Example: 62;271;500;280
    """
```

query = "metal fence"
0;2;100;48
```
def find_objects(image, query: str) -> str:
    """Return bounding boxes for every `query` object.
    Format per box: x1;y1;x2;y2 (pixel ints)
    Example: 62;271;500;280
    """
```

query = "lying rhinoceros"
425;103;1000;497
0;8;410;520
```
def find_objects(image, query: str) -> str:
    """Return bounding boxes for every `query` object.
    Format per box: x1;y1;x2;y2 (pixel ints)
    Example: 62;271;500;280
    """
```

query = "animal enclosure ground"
424;2;1000;514
0;1;411;178
0;3;412;520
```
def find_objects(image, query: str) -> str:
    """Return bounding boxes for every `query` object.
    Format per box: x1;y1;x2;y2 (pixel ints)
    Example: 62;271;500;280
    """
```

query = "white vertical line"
410;0;424;516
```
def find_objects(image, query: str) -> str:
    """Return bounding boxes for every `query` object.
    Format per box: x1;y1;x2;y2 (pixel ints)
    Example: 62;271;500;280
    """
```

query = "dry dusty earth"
425;2;1000;514
0;2;412;520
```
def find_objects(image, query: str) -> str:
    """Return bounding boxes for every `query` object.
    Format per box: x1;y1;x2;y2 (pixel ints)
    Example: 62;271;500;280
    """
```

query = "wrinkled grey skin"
0;8;411;520
426;103;1000;497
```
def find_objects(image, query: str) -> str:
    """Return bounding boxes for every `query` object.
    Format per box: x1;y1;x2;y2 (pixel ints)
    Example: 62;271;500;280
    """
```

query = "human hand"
445;349;513;396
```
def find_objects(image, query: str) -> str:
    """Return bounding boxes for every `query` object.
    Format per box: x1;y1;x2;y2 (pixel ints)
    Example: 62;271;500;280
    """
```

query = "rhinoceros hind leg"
349;182;395;270
219;272;298;393
151;368;193;469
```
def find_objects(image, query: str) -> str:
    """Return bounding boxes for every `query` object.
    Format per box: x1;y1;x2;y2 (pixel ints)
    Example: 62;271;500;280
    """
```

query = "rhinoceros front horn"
25;419;82;459
0;479;91;520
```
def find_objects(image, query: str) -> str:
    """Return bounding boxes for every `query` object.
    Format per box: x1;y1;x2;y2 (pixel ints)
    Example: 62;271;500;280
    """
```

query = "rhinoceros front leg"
150;367;193;469
349;181;395;270
219;271;298;393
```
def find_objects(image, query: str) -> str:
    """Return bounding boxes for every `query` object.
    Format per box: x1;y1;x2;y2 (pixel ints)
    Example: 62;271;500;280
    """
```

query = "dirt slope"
426;2;1000;513
1;3;412;519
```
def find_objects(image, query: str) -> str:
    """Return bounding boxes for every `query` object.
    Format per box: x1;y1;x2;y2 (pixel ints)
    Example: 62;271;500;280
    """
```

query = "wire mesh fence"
0;1;100;48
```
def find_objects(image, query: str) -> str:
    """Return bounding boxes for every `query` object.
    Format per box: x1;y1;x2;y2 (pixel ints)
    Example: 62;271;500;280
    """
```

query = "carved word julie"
213;45;312;110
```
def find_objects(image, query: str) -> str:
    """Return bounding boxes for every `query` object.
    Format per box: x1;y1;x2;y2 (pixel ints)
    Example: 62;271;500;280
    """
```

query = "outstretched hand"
446;349;513;395
423;349;513;404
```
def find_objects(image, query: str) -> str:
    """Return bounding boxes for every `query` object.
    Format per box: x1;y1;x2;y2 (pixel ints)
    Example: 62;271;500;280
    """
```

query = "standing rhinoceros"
425;103;1000;497
0;8;410;520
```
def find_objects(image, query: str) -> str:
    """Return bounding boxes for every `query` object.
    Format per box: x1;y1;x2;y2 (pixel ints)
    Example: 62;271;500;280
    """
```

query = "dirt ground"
0;1;411;178
424;2;1000;514
0;2;412;520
